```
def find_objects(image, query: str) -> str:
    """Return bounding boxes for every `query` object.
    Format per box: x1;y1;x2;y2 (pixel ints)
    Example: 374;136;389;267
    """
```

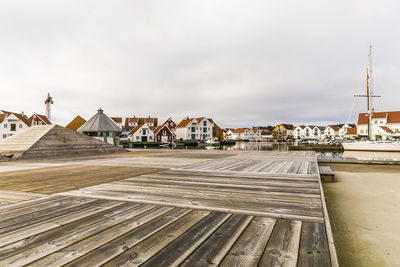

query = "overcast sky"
1;0;399;128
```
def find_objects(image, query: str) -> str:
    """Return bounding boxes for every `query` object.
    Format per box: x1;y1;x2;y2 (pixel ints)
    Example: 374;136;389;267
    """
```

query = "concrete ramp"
0;125;124;160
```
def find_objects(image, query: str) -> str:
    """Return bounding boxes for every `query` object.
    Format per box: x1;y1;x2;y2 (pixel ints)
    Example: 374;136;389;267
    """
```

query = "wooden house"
128;123;155;142
0;110;30;140
154;124;173;142
175;117;215;141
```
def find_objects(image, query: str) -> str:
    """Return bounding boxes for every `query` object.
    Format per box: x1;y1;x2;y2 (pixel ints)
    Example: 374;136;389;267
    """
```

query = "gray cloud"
1;0;399;128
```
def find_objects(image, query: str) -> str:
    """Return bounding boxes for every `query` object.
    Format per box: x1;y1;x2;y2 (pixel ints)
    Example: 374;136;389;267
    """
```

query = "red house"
28;113;51;126
154;124;173;142
162;117;176;130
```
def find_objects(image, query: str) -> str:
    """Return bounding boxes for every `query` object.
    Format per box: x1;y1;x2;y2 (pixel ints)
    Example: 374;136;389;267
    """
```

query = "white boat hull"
342;142;400;152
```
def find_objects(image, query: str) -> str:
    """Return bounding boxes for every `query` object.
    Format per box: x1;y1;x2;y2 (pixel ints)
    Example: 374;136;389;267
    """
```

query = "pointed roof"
66;115;86;131
78;108;122;133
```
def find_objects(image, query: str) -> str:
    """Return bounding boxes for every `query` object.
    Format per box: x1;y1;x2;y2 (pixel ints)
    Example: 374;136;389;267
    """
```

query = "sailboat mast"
367;45;373;140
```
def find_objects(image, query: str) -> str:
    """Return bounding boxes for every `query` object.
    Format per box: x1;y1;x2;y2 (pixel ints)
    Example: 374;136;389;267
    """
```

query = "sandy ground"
322;163;400;267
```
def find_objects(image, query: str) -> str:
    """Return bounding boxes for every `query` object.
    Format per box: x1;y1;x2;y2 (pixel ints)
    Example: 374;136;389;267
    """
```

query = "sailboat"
342;46;400;152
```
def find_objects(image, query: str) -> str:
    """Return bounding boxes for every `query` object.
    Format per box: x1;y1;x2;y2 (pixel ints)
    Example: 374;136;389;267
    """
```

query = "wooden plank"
0;202;144;260
308;161;318;175
64;190;324;222
163;169;318;180
130;173;319;188
95;183;323;209
0;200;125;248
297;161;310;174
69;188;324;218
99;179;321;195
0;204;159;266
140;212;231;266
287;161;302;174
0;198;107;235
99;210;211;267
180;214;253;266
32;208;189;266
0;196;78;221
298;222;331;267
220;217;276;266
259;219;302;267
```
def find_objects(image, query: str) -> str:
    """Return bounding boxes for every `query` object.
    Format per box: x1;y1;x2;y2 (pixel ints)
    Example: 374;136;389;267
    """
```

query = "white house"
175;117;215;140
128;123;155;142
225;129;235;140
310;126;326;140
324;126;340;140
231;128;251;140
253;129;262;140
357;111;400;139
0;111;30;140
293;125;313;140
338;124;356;139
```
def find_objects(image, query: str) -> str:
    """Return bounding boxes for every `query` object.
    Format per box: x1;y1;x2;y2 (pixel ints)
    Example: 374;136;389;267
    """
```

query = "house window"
163;130;166;135
191;127;196;132
19;124;23;128
136;136;139;140
203;128;207;133
38;121;43;125
2;134;6;138
4;124;7;128
149;136;153;140
143;129;147;135
203;121;207;126
11;124;16;131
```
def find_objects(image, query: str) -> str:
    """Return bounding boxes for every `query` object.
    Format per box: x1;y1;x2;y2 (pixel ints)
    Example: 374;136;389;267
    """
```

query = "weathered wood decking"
0;150;337;266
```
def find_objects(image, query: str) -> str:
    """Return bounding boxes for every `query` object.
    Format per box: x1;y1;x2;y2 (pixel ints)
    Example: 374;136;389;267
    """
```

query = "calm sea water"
205;142;400;161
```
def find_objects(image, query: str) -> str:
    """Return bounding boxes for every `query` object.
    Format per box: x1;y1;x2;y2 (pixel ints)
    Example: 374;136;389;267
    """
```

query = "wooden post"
103;132;107;143
112;132;117;146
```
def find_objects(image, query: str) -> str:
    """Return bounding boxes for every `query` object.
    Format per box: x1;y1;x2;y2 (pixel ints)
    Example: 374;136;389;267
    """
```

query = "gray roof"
78;108;122;133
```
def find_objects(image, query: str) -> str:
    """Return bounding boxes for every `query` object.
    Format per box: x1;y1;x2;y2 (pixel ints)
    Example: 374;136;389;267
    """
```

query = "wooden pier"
0;150;337;266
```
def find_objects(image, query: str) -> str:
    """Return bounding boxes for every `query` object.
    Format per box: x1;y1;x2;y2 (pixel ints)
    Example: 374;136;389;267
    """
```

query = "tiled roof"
111;117;122;123
357;111;400;124
380;126;394;134
128;123;145;135
330;126;340;131
346;127;357;135
28;114;51;125
0;114;5;123
177;119;192;128
1;110;30;126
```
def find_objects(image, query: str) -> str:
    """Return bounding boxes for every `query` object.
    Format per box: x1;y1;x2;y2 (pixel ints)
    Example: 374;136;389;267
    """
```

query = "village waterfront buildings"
0;110;51;140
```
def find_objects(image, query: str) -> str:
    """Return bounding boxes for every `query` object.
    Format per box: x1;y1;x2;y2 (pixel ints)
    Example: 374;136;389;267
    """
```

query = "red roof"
111;117;122;123
154;125;171;134
28;113;51;126
346;127;357;135
232;128;247;134
330;126;340;131
380;126;394;134
1;110;31;126
128;123;144;135
357;111;400;124
177;119;192;128
0;114;5;123
125;117;158;128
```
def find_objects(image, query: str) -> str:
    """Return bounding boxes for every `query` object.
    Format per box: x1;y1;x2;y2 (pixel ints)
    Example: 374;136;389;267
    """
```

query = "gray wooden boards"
63;165;324;222
0;195;331;266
